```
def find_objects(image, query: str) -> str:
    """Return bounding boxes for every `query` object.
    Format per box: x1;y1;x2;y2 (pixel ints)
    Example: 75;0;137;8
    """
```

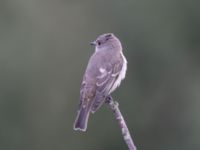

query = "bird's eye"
97;41;101;45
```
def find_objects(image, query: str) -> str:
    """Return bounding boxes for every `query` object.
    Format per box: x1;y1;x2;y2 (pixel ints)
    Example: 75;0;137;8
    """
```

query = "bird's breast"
109;52;127;94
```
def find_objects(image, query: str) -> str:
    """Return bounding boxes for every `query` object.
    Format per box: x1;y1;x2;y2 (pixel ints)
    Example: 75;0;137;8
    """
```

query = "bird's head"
90;33;121;51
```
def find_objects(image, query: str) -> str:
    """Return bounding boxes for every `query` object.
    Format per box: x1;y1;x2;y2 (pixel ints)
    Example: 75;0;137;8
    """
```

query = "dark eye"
97;41;101;45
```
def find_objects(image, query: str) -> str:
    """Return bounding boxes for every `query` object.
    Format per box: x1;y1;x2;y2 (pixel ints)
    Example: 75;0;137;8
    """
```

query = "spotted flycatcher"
73;33;127;131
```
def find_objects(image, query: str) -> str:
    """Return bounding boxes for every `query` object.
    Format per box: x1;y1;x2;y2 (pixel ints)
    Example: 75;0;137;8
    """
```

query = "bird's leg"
105;95;112;103
105;95;119;110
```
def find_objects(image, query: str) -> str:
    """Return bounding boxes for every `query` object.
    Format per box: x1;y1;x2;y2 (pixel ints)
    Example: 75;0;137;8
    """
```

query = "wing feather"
91;60;123;112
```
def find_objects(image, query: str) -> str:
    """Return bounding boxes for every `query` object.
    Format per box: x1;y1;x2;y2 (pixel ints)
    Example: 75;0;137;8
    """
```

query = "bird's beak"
90;41;96;46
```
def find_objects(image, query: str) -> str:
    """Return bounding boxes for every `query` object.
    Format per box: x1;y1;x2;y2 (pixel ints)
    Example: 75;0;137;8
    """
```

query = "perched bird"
73;33;127;131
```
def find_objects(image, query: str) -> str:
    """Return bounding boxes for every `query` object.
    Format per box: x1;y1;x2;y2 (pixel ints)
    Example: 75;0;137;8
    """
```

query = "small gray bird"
74;33;127;131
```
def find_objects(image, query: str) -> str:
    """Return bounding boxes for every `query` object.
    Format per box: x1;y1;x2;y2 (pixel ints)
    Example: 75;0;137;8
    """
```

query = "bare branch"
105;96;137;150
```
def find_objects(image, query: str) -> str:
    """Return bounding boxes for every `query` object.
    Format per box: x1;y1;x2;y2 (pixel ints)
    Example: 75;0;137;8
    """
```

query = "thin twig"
105;96;137;150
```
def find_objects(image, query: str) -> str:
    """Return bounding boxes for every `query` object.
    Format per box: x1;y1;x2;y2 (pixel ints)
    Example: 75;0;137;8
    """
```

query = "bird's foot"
105;95;119;110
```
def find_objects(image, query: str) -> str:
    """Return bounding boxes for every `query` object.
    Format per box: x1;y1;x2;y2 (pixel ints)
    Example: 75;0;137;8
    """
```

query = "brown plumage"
74;33;127;131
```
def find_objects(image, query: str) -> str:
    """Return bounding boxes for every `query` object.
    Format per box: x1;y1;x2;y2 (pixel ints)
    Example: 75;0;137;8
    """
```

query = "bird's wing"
91;60;123;113
79;77;96;110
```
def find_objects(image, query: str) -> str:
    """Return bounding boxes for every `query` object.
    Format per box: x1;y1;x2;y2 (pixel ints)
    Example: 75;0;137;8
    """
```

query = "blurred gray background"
0;0;200;150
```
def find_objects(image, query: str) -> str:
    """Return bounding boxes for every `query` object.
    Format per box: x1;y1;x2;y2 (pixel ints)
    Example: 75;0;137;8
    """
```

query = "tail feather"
73;106;90;132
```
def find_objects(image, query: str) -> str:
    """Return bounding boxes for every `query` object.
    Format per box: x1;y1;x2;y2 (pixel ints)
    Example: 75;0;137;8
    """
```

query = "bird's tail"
73;106;91;132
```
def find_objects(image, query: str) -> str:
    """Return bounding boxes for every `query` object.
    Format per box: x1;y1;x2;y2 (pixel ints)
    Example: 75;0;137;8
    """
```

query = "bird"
73;33;127;131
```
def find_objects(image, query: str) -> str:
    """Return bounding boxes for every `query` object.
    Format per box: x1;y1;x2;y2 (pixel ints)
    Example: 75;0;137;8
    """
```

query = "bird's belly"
109;53;127;94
